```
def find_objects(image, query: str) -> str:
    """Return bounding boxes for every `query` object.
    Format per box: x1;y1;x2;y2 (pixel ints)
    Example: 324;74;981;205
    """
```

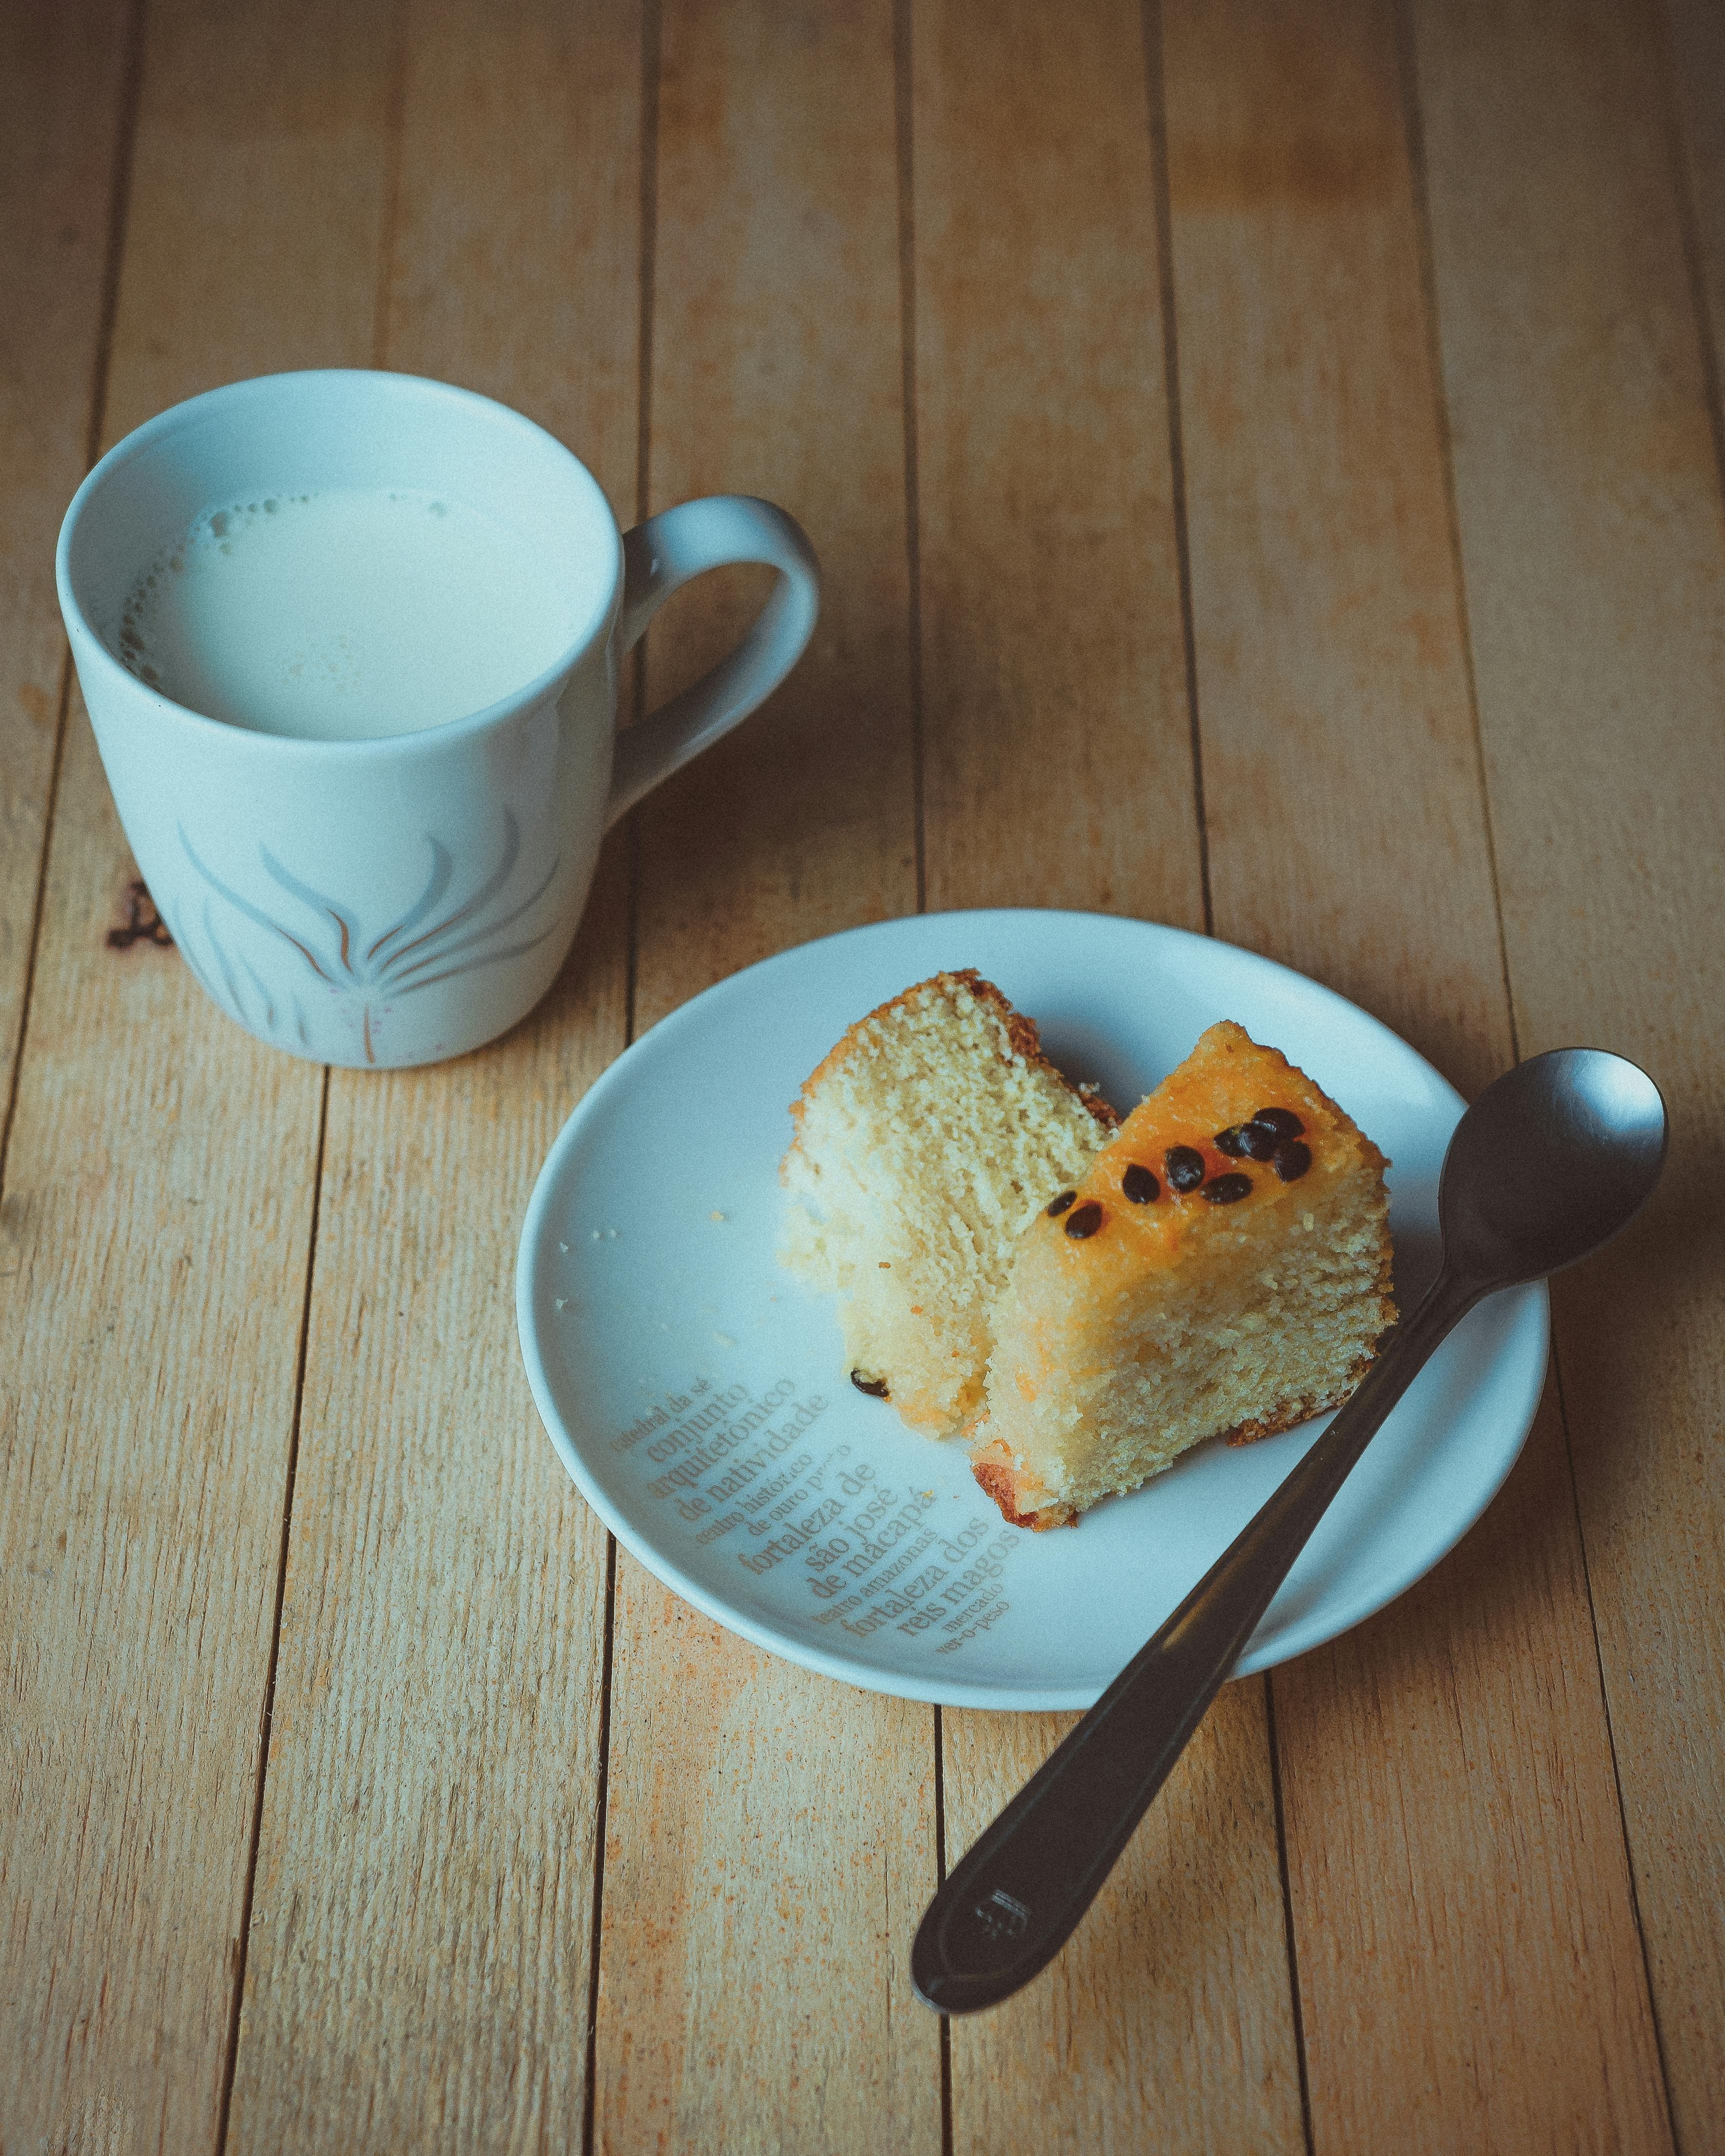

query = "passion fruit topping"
1271;1141;1312;1182
1164;1145;1206;1194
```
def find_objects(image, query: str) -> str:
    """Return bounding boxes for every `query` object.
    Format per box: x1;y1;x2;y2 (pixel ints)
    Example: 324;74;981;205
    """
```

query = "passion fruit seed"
1164;1145;1206;1193
1252;1107;1304;1139
1215;1121;1279;1161
850;1370;889;1399
1202;1172;1253;1205
1271;1140;1312;1182
1064;1201;1105;1239
1122;1162;1160;1204
1046;1189;1077;1217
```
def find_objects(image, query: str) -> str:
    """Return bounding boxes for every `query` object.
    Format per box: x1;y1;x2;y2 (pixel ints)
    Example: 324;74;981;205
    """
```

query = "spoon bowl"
1439;1048;1668;1291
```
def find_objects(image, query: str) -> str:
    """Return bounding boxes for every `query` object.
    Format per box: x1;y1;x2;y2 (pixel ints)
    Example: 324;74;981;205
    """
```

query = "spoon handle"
911;1266;1482;2016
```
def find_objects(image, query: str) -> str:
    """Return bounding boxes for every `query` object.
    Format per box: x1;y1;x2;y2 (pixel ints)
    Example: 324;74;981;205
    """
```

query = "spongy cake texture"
779;971;1115;1436
971;1021;1395;1528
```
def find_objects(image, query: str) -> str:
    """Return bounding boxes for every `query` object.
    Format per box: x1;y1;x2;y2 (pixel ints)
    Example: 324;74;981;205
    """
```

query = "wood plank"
0;1;392;2145
910;3;1302;2150
1162;1;1672;2150
597;1575;939;2155
592;2;938;2149
914;0;1205;922
225;900;629;2153
0;729;320;2156
1409;0;1725;2142
940;1684;1301;2156
0;0;134;1136
1164;0;1503;1081
1662;0;1725;383
100;0;401;426
222;2;642;2147
631;0;920;969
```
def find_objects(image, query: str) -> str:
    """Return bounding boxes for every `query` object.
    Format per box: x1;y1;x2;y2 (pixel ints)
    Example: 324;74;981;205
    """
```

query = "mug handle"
604;494;821;827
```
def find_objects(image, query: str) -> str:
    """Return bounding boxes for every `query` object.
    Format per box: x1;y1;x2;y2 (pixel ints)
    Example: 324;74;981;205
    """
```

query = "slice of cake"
780;971;1116;1437
970;1021;1394;1528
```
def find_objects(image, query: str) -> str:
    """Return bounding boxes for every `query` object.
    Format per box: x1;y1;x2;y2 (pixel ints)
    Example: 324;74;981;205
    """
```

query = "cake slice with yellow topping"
970;1021;1394;1528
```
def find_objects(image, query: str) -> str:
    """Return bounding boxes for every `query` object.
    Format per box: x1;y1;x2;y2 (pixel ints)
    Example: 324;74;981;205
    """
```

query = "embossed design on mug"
176;808;558;1063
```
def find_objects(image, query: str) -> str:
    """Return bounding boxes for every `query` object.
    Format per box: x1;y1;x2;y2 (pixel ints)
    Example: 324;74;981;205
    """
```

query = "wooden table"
4;1;1722;2149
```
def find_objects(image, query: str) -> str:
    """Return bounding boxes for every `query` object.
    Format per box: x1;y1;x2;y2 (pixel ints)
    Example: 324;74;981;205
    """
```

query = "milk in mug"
114;487;593;740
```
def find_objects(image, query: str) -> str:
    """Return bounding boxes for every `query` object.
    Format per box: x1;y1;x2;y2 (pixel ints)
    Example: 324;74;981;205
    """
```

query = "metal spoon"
912;1047;1667;2016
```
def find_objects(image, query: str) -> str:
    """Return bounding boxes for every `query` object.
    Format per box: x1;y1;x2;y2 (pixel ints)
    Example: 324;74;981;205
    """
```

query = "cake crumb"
711;1210;728;1222
779;969;1114;1438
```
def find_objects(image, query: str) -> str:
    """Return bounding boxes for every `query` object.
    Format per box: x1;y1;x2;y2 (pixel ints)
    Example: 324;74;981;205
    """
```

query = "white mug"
56;370;819;1069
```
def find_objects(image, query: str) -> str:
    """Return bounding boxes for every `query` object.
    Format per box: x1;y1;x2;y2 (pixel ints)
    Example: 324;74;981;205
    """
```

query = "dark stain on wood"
107;880;172;950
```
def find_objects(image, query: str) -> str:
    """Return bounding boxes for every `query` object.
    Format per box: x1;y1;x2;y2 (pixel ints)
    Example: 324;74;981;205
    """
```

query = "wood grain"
593;2;937;2150
597;1569;939;2156
0;0;135;1139
101;0;400;424
225;892;629;2155
1662;0;1725;387
0;717;319;2156
1163;1;1671;2149
941;1684;1303;2156
633;0;920;974
1410;0;1725;2141
910;3;1300;2151
913;0;1205;922
0;0;388;2140
1164;0;1501;1084
222;3;642;2148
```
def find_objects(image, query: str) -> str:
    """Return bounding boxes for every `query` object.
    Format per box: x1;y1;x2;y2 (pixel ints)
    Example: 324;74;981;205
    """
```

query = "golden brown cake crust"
971;1345;1385;1529
1220;1346;1379;1446
970;1440;1079;1531
784;969;1117;1149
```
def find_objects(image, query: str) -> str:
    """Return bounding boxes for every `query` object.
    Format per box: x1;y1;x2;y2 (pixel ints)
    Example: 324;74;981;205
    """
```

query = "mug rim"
55;367;625;761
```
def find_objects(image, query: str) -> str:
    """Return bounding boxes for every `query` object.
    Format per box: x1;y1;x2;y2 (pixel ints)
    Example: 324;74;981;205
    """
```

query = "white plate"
517;910;1547;1711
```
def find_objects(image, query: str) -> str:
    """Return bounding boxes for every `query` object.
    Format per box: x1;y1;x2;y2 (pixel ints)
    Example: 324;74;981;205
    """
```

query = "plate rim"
516;907;1549;1710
